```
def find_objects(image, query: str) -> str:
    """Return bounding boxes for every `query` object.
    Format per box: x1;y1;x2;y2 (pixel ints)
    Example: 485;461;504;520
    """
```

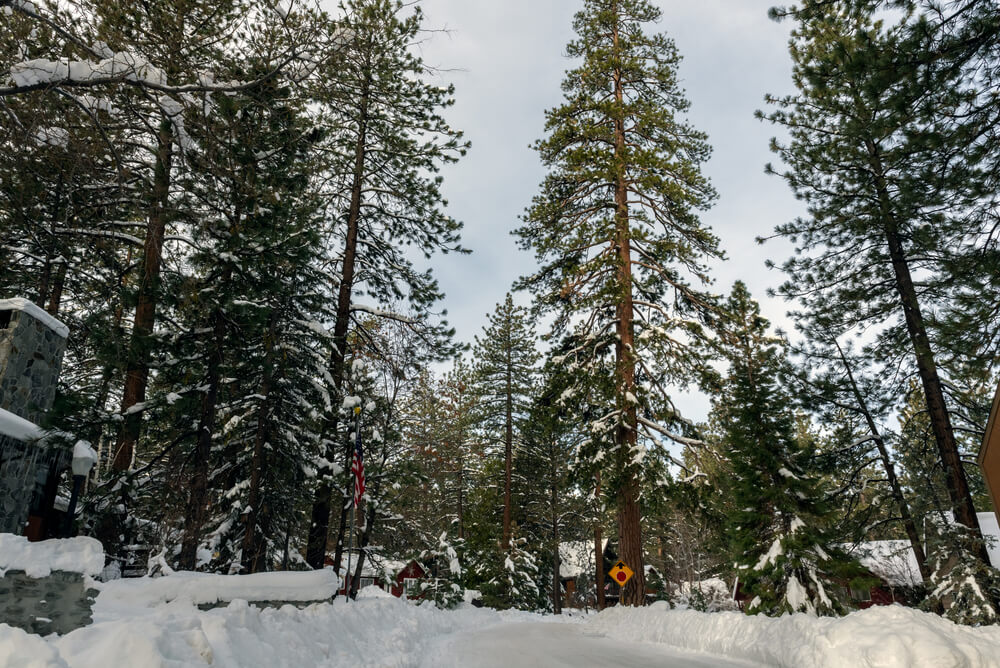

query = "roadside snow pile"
54;595;505;668
94;569;341;611
589;602;1000;668
0;624;69;668
0;535;104;578
356;584;394;599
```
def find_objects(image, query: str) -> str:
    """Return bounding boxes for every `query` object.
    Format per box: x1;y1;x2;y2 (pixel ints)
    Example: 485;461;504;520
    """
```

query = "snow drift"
52;596;505;668
0;535;104;578
94;569;341;611
589;601;1000;668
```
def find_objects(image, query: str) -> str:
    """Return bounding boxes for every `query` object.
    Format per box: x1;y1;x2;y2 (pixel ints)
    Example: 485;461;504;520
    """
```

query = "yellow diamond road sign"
609;560;634;587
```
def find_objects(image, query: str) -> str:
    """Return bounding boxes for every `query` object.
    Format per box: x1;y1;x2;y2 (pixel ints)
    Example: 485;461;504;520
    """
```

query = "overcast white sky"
412;1;806;421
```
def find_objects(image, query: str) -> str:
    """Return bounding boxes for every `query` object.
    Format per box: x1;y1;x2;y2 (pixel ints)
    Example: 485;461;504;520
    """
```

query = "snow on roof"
558;539;607;579
0;407;44;442
97;569;341;608
338;552;411;578
845;540;923;588
0;298;69;338
0;534;105;577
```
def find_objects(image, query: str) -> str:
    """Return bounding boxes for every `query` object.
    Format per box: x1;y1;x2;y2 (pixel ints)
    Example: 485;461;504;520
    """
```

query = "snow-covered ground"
3;582;1000;668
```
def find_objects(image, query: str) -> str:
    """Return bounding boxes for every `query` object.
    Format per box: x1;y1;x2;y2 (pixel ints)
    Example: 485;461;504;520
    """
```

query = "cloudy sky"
411;1;806;420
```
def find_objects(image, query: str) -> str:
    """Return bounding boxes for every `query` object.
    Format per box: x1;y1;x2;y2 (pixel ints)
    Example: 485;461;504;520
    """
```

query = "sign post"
608;560;634;606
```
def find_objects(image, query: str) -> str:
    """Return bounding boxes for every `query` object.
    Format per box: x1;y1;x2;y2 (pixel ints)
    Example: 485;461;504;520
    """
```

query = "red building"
327;553;428;599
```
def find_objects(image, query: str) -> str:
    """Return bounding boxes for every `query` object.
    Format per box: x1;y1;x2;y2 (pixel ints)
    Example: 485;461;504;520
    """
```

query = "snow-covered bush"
478;533;542;611
669;578;739;612
417;530;465;609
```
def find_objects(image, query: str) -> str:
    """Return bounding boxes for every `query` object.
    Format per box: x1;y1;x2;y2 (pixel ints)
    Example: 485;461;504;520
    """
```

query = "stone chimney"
0;298;68;425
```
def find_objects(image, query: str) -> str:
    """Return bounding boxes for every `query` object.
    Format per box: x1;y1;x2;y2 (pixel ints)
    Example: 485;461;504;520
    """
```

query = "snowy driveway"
423;621;764;668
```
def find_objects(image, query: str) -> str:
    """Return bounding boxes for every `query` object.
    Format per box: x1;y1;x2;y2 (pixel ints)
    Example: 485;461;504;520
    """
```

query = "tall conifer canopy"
516;0;721;605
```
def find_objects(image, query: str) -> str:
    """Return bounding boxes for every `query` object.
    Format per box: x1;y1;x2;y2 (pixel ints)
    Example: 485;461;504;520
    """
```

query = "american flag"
351;421;365;507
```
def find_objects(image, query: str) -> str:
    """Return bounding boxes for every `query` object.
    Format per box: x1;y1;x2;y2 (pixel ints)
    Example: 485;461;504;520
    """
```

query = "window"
850;587;872;603
359;577;374;589
403;578;422;596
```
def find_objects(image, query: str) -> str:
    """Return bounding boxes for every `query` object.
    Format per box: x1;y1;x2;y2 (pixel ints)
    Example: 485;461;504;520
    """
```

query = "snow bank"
95;569;341;610
356;584;394;599
0;535;104;577
588;602;1000;668
0;624;69;668
0;298;69;338
57;595;505;668
0;407;43;442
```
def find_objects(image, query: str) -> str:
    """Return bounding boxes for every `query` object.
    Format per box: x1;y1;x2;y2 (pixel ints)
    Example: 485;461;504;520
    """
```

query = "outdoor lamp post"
64;441;97;537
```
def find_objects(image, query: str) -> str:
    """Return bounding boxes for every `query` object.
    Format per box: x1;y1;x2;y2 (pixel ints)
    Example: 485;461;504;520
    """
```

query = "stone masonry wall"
0;570;97;635
0;309;66;425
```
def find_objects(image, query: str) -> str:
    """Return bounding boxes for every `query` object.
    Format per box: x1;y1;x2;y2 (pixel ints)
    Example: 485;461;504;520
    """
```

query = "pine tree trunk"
551;442;561;614
306;75;371;570
242;311;280;573
46;260;67;317
594;472;605;610
113;120;174;471
35;175;61;309
178;305;225;569
865;140;989;565
503;343;513;550
835;341;930;580
612;9;645;607
35;255;51;309
457;447;465;540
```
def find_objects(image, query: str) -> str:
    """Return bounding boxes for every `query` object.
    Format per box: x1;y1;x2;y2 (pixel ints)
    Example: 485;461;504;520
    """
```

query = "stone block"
0;570;97;635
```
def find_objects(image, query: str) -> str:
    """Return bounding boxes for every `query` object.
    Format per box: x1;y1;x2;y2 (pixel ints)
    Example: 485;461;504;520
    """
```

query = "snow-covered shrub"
478;531;542;611
417;530;465;609
669;578;739;612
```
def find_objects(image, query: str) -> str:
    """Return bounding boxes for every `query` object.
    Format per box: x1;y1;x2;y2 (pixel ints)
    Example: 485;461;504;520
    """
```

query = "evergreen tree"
416;528;465;609
516;356;585;613
791;338;931;581
131;60;329;572
762;1;993;569
896;385;1000;622
305;0;468;570
515;0;721;606
471;294;538;550
479;528;542;611
714;283;862;617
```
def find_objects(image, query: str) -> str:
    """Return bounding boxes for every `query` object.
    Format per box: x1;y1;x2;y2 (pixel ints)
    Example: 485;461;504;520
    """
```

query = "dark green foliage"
514;0;721;504
713;283;861;616
762;0;997;592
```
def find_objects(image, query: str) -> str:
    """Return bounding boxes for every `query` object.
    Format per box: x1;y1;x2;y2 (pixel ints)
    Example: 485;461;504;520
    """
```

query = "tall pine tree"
515;0;720;605
471;294;538;550
305;0;467;569
762;2;993;567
